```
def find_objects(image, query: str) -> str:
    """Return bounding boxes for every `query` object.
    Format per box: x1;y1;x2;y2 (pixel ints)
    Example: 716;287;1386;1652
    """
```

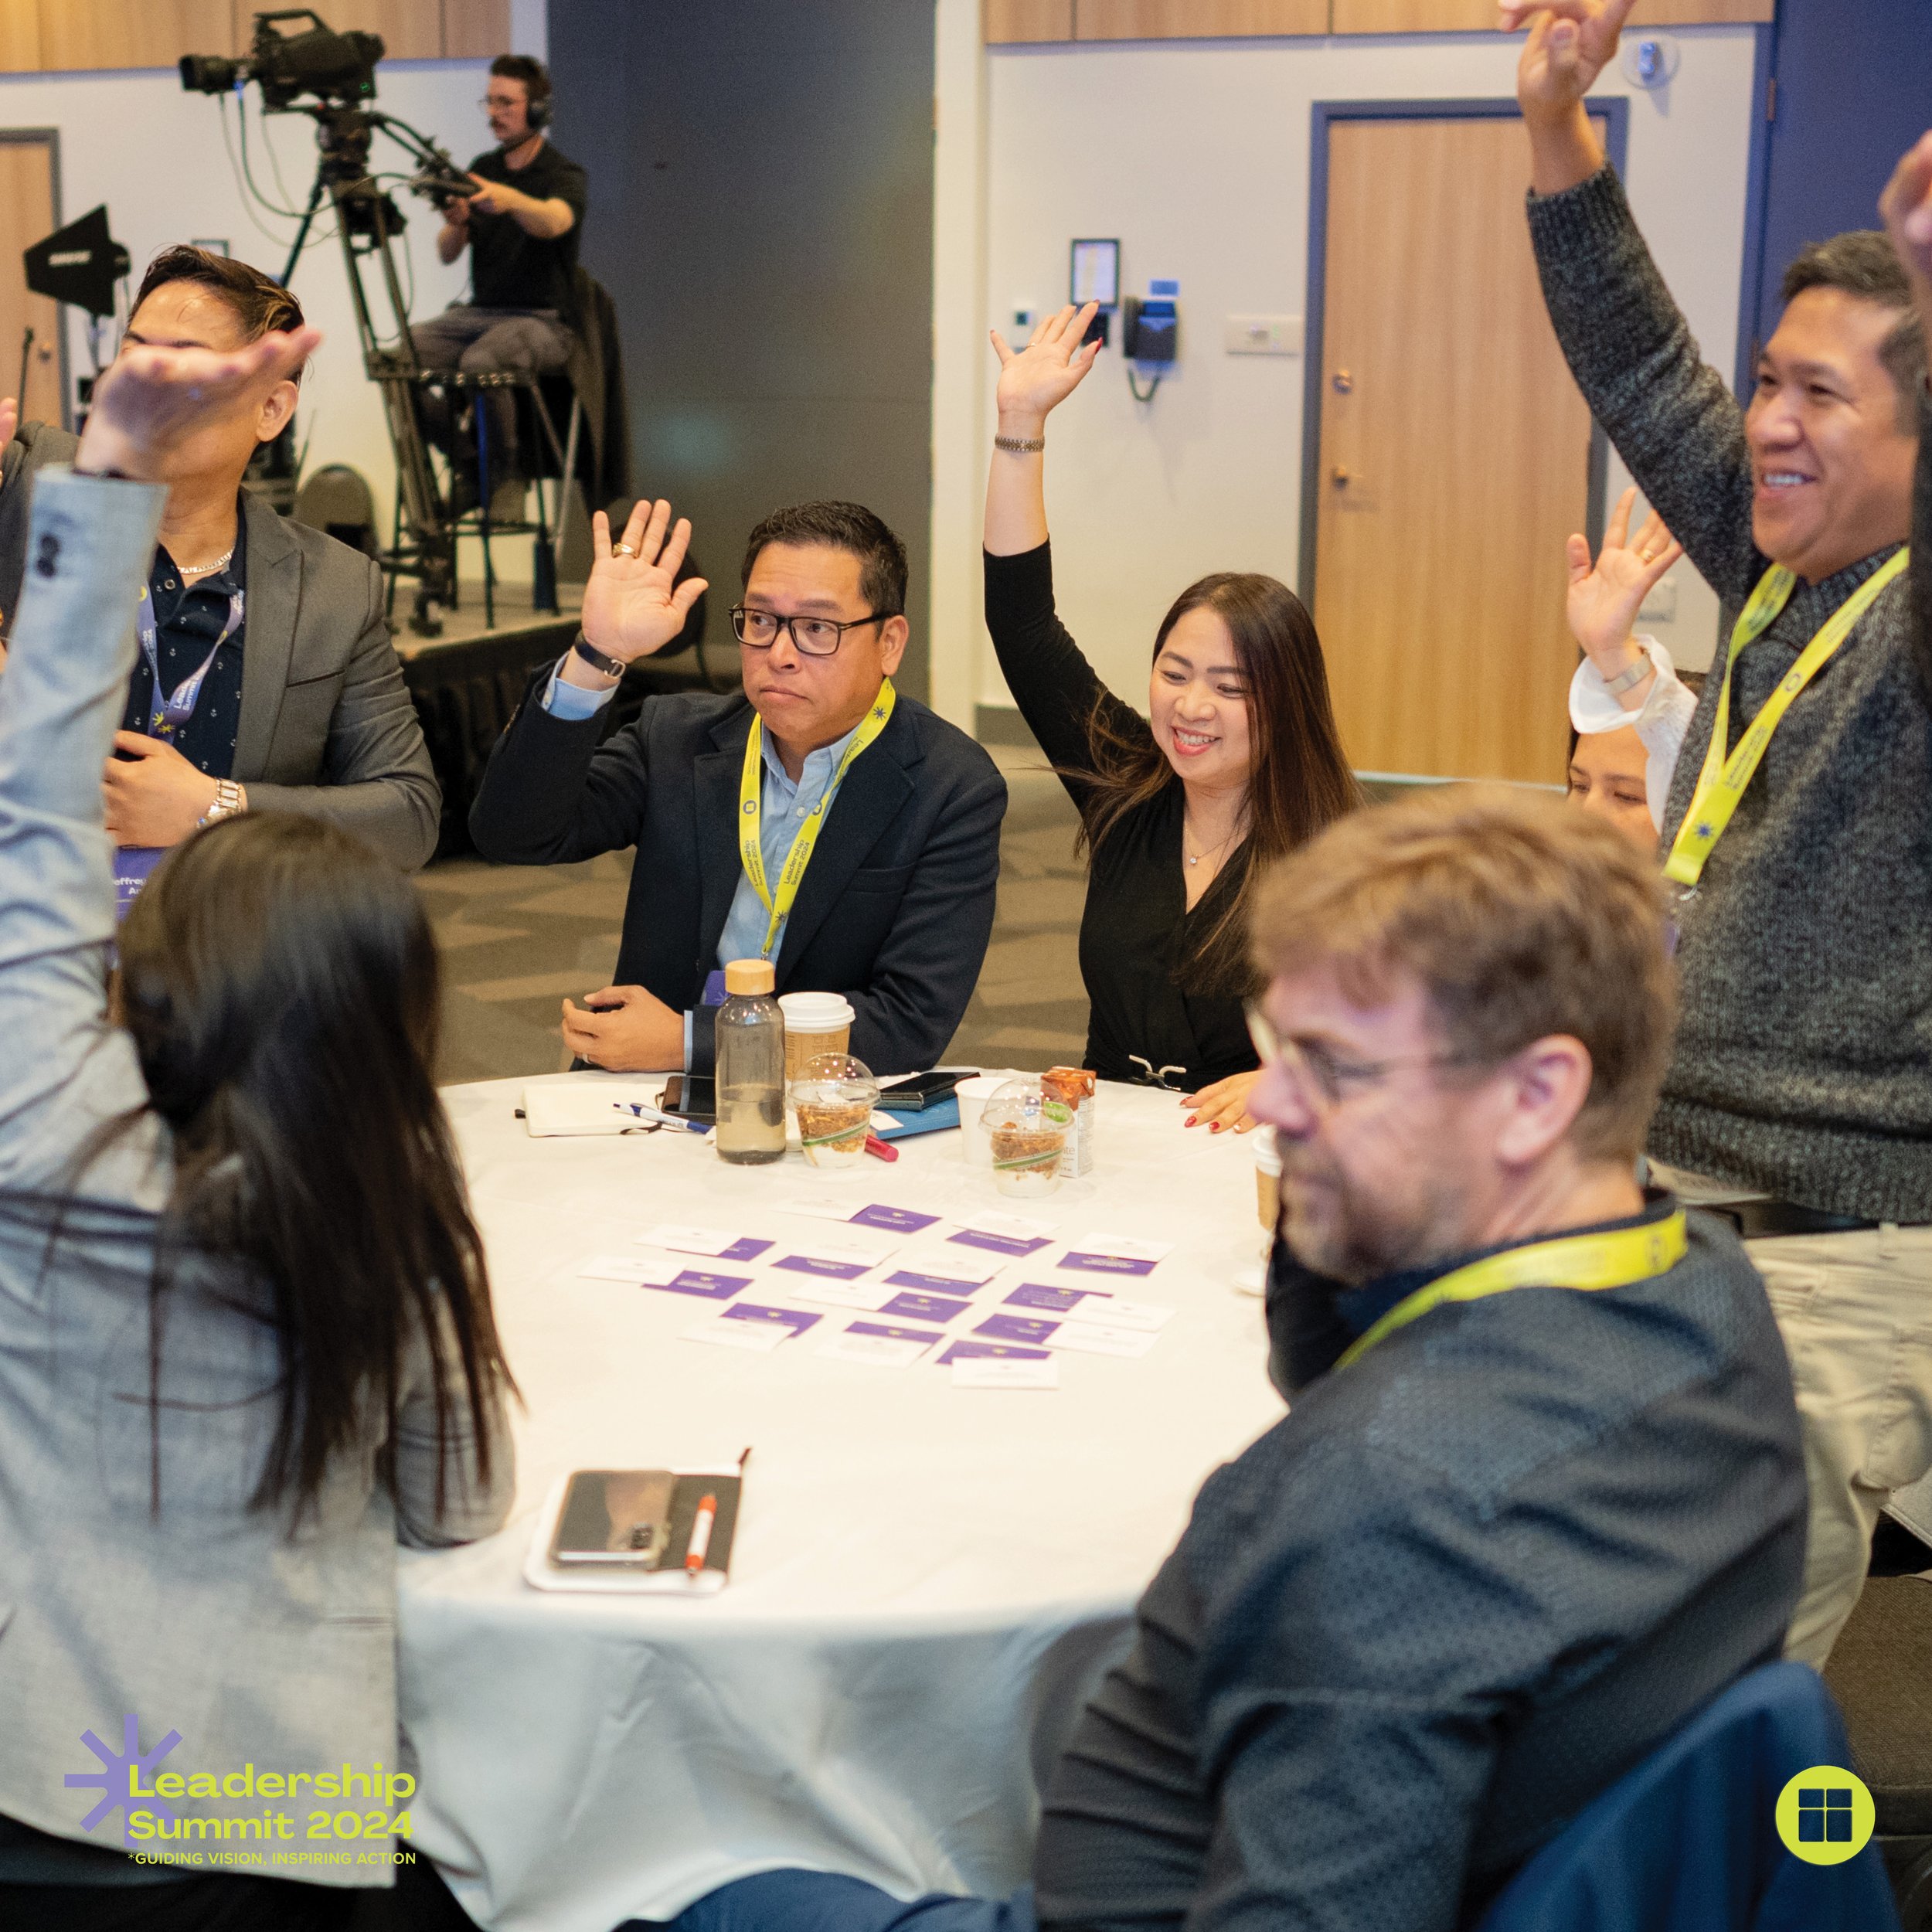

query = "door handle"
1331;467;1354;487
1331;369;1354;394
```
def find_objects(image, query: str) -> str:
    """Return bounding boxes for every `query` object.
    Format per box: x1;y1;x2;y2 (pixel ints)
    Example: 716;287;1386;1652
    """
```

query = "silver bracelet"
993;433;1045;454
1601;646;1654;698
198;778;246;828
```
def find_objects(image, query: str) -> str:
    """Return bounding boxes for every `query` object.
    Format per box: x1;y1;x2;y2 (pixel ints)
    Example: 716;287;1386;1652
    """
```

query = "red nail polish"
1184;1115;1197;1128
1209;1123;1223;1134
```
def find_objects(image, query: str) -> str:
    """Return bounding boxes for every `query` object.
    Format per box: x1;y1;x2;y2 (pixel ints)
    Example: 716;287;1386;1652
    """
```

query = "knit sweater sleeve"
1913;383;1932;709
984;543;1154;801
1526;165;1762;607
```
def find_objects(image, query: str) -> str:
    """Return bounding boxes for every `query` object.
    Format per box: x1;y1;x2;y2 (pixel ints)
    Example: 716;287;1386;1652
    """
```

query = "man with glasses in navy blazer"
469;496;1006;1075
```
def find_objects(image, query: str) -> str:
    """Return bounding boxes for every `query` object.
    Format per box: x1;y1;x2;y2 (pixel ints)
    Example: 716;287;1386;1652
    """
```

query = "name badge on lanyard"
114;578;246;919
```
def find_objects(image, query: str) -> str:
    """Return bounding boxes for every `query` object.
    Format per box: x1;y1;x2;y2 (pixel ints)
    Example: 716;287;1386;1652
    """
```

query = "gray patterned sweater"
1529;166;1932;1223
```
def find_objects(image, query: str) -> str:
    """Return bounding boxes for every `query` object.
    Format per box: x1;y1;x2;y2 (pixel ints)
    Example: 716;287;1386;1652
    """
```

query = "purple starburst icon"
66;1715;182;1844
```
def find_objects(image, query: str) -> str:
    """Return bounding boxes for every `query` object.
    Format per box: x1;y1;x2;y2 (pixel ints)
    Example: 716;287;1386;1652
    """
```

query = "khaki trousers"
1748;1224;1932;1665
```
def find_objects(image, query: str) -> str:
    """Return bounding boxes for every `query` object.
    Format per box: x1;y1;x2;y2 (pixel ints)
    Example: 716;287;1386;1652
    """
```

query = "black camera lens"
179;53;243;95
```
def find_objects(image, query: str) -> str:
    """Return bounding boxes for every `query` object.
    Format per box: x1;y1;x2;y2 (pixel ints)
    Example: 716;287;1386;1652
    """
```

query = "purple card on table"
723;1301;821;1338
1057;1250;1160;1277
645;1269;752;1300
775;1253;874;1282
717;1237;774;1264
949;1229;1053;1259
887;1268;992;1296
849;1320;948;1347
849;1204;942;1234
937;1339;1053;1366
878;1291;972;1325
975;1313;1059;1345
1005;1283;1108;1314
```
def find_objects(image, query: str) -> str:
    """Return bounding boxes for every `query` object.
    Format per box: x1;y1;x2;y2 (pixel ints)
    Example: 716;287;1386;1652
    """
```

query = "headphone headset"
525;70;551;131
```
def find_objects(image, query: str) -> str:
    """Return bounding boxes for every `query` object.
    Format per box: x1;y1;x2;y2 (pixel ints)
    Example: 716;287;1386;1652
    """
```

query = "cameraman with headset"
413;55;587;521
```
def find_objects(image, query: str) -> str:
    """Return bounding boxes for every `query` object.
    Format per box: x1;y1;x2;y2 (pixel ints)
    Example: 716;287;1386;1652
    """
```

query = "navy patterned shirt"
119;502;248;781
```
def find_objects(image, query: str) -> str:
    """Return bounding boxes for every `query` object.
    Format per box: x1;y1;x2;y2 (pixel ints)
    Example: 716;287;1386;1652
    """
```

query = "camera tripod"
280;104;566;637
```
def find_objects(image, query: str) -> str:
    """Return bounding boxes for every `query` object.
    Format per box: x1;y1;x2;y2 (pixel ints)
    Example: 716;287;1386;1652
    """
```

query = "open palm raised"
580;498;709;663
990;301;1103;430
1566;486;1683;668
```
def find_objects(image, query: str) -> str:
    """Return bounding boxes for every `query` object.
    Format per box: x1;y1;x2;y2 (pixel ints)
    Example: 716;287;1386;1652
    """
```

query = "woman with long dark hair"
984;302;1359;1128
0;332;513;1929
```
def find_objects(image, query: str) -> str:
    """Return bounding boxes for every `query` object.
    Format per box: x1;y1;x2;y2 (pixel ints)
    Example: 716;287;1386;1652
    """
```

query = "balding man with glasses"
470;497;1007;1075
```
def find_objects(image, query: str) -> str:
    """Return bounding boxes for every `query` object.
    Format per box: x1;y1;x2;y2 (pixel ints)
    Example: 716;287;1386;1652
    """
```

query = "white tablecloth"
400;1074;1285;1931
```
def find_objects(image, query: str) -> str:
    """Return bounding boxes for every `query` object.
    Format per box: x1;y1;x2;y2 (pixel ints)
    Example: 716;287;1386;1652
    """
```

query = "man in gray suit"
0;246;439;880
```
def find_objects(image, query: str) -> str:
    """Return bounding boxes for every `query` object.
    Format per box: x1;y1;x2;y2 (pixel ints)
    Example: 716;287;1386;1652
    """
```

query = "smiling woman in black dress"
984;302;1359;1131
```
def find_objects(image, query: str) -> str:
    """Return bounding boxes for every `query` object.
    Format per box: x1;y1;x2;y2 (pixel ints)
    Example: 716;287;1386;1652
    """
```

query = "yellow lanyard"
1335;1211;1689;1372
1663;549;1908;889
738;679;896;959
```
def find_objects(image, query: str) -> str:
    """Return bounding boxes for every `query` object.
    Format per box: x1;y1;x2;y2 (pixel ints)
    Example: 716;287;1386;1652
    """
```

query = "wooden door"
0;136;63;429
1312;114;1599;784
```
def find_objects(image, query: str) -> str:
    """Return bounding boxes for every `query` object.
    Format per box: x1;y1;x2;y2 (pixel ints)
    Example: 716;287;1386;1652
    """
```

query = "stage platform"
396;579;732;861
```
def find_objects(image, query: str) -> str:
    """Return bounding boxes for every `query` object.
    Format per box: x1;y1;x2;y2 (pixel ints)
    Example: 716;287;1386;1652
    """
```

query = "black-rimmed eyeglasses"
730;606;891;657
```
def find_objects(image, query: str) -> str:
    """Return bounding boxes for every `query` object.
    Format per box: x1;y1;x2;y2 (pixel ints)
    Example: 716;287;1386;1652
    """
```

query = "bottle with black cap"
715;958;786;1165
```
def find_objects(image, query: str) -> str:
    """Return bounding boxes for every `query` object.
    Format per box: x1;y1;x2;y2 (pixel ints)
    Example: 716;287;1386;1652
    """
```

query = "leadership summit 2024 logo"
65;1716;418;1872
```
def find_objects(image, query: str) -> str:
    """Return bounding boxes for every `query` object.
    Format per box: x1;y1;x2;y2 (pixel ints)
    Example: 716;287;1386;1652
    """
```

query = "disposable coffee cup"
778;992;855;1088
1253;1131;1282;1252
954;1073;1010;1168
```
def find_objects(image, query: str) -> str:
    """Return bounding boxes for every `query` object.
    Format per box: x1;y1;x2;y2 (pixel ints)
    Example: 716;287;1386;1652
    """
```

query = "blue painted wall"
1746;0;1932;366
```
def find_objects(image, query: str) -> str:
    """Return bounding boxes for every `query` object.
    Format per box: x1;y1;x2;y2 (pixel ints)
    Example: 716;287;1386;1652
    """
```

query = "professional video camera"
179;9;532;634
180;9;381;112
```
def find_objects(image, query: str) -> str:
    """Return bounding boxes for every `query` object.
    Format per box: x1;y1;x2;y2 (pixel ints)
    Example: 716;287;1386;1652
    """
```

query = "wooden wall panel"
39;0;235;71
0;138;62;430
443;0;512;60
1333;0;1768;26
986;0;1076;42
1077;0;1329;36
0;0;39;73
301;0;441;63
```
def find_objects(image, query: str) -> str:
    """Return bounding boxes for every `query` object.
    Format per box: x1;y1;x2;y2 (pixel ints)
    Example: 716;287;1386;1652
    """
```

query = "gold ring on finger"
614;543;636;556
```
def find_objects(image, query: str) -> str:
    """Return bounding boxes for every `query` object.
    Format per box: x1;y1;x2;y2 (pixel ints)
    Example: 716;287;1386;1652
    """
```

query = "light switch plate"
1638;578;1679;623
1225;315;1303;356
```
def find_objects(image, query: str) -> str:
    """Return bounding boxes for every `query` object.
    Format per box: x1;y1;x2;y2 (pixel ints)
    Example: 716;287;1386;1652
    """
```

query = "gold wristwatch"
198;778;247;828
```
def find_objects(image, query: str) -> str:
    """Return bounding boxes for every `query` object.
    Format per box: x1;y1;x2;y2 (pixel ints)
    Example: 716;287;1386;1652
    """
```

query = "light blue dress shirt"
543;659;866;1067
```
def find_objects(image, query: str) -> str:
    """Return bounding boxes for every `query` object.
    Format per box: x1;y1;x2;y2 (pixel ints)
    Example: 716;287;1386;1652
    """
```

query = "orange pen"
685;1493;718;1577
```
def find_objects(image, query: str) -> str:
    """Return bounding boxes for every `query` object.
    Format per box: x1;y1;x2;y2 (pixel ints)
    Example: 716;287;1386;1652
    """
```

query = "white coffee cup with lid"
954;1072;1017;1167
777;992;855;1087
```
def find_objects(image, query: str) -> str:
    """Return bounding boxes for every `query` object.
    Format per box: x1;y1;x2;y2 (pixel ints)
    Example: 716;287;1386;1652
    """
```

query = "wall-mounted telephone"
1122;280;1179;400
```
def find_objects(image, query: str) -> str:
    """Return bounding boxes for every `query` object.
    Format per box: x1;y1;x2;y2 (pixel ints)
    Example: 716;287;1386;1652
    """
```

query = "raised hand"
76;326;320;483
580;498;708;664
1501;0;1637;119
990;301;1102;435
1879;130;1932;301
1565;485;1682;685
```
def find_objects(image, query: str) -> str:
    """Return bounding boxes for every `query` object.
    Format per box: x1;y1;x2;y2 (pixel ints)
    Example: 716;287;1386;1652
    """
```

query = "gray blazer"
0;423;440;872
0;467;512;1885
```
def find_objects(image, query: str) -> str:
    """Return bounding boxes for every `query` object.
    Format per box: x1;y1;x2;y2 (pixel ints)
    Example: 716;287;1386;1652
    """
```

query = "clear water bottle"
714;957;786;1165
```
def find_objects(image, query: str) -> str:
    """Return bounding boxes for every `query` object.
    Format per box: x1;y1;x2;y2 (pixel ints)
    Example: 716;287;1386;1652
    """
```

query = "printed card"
638;1224;774;1263
681;1318;786;1353
974;1313;1060;1346
885;1265;998;1296
848;1204;942;1234
772;1240;891;1282
1047;1320;1158;1359
576;1254;678;1284
937;1338;1054;1367
777;1279;902;1312
1081;1296;1173;1332
1057;1233;1174;1277
951;1354;1060;1390
642;1269;753;1301
948;1208;1058;1259
721;1302;821;1340
817;1331;929;1369
1004;1283;1109;1314
849;1320;951;1347
877;1291;972;1325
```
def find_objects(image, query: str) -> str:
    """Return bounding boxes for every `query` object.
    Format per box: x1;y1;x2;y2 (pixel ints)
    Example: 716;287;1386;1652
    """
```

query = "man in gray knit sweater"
1506;0;1932;1666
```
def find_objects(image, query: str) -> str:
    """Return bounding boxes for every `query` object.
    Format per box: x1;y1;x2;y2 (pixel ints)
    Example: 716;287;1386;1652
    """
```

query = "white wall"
931;25;1761;728
0;1;548;577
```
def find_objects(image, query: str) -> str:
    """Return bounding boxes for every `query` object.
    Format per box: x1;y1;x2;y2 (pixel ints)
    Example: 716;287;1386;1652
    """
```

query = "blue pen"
614;1101;709;1134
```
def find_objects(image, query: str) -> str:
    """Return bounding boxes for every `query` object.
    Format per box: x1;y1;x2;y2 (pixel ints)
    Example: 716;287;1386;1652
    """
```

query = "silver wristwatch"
1600;645;1655;698
198;778;246;828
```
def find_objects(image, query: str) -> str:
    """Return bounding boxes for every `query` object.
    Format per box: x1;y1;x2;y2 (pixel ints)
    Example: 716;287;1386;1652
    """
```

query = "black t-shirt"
466;139;588;314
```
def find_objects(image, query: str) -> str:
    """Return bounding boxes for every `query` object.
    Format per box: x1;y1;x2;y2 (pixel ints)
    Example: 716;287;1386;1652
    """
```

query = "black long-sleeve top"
1030;1204;1807;1931
983;543;1254;1090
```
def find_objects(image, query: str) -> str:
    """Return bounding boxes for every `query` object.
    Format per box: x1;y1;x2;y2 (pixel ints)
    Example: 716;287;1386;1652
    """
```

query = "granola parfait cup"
984;1079;1073;1199
791;1054;879;1170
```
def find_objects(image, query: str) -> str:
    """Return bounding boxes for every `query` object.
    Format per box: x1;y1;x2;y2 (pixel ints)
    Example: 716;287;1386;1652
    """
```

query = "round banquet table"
400;1073;1286;1932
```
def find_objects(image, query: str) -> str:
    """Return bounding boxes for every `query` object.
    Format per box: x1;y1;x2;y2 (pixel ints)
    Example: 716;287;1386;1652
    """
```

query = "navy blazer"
469;672;1008;1074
